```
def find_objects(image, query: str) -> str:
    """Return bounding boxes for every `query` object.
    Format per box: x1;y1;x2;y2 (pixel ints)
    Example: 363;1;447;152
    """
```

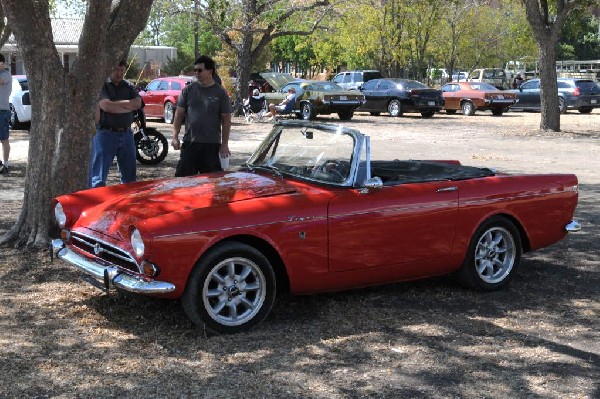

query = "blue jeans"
88;128;136;188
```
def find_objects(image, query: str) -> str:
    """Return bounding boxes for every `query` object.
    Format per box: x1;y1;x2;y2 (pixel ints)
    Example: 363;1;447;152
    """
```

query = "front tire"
456;216;522;291
9;104;24;129
558;97;567;114
182;242;276;334
134;128;169;165
446;109;457;115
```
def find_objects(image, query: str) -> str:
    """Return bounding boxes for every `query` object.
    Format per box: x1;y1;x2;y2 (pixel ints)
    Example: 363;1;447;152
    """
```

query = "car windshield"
398;81;428;90
246;122;358;185
17;79;28;91
575;80;600;90
470;83;498;91
305;81;344;91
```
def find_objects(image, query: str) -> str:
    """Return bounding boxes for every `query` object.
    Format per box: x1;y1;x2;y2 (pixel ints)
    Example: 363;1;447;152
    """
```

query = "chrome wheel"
182;242;276;334
388;99;401;117
202;257;267;327
164;102;175;124
301;103;315;120
461;101;475;116
474;226;516;284
456;217;522;291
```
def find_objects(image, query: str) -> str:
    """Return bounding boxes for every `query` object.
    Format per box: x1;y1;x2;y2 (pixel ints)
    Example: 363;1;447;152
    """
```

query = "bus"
506;58;600;82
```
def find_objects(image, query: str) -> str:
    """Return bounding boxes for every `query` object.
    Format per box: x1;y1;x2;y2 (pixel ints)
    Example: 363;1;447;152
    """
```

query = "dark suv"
509;78;600;113
331;70;383;91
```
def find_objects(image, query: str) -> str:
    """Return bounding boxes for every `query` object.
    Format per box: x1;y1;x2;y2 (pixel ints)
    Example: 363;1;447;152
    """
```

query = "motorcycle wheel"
134;128;169;165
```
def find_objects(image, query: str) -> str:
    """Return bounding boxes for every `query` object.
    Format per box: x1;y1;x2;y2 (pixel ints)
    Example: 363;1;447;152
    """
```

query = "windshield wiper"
243;163;282;178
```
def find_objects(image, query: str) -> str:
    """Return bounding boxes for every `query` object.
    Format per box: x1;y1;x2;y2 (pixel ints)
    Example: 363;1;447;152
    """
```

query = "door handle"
437;186;458;192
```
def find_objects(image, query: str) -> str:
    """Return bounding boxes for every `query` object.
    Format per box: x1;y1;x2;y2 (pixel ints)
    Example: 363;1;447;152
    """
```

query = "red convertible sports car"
51;121;581;334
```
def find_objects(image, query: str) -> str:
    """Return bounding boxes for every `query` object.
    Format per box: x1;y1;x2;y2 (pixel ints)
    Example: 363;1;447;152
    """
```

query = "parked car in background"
262;73;364;120
507;78;600;113
358;78;444;117
468;68;509;89
138;76;193;124
441;81;517;116
452;72;469;82
51;120;581;334
9;75;31;129
331;70;383;91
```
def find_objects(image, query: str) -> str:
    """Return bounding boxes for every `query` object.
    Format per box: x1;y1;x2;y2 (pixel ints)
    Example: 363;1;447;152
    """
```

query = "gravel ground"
0;110;598;398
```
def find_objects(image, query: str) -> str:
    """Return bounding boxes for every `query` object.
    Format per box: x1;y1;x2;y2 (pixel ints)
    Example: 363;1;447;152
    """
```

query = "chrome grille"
69;232;140;273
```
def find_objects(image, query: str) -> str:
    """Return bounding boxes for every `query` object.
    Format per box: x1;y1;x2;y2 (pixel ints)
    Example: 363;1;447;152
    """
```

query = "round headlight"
54;203;67;227
131;228;145;257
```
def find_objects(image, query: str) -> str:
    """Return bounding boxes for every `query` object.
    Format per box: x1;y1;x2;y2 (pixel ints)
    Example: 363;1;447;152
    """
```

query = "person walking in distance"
0;54;12;174
89;60;141;187
171;55;232;176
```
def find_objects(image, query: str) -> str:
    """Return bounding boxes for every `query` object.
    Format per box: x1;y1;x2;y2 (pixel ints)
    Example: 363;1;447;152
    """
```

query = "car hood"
260;72;296;91
77;171;296;240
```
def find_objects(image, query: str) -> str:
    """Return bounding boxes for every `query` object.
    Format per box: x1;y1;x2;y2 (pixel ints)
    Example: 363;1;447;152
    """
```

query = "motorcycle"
132;108;169;165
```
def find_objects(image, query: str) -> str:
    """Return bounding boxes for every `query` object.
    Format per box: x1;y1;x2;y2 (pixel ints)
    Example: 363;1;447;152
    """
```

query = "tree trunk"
537;42;560;131
1;0;153;249
522;0;580;132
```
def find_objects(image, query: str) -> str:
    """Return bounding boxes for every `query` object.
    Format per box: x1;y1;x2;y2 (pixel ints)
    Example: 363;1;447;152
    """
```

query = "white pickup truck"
468;68;510;89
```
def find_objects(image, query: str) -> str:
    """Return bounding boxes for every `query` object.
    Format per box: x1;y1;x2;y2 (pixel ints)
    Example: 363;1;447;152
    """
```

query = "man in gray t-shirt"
171;55;231;176
0;54;12;174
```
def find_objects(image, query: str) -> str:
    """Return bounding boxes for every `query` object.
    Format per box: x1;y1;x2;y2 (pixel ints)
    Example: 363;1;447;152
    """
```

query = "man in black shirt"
89;60;141;187
171;55;231;176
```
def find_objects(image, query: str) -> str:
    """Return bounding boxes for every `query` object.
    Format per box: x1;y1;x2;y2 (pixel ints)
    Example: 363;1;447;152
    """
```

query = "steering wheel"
312;160;346;182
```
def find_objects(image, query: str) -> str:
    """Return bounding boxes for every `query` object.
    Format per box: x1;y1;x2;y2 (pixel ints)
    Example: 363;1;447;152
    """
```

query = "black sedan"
507;78;600;113
358;78;444;117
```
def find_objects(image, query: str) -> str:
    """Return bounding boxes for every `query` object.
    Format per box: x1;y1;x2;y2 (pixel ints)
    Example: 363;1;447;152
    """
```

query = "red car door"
143;79;168;117
328;181;458;272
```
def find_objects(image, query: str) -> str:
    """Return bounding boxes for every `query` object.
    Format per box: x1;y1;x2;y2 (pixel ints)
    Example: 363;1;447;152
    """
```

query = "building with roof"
1;18;176;78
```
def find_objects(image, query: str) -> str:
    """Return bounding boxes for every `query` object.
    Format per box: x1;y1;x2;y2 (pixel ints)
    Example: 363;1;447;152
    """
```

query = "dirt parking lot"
0;110;598;398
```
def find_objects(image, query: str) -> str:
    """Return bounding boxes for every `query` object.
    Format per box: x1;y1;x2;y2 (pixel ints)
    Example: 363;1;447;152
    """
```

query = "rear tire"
182;242;276;334
491;108;504;116
420;110;435;117
461;101;476;116
456;216;522;291
134;128;169;165
446;109;457;115
301;102;315;120
578;107;593;114
388;99;402;117
163;102;175;124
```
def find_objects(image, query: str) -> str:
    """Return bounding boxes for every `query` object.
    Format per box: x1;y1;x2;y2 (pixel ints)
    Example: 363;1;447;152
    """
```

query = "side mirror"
360;176;383;193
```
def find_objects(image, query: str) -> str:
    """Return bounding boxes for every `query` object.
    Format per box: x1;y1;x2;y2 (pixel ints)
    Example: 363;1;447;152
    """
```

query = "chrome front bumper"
565;220;581;232
50;239;176;295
